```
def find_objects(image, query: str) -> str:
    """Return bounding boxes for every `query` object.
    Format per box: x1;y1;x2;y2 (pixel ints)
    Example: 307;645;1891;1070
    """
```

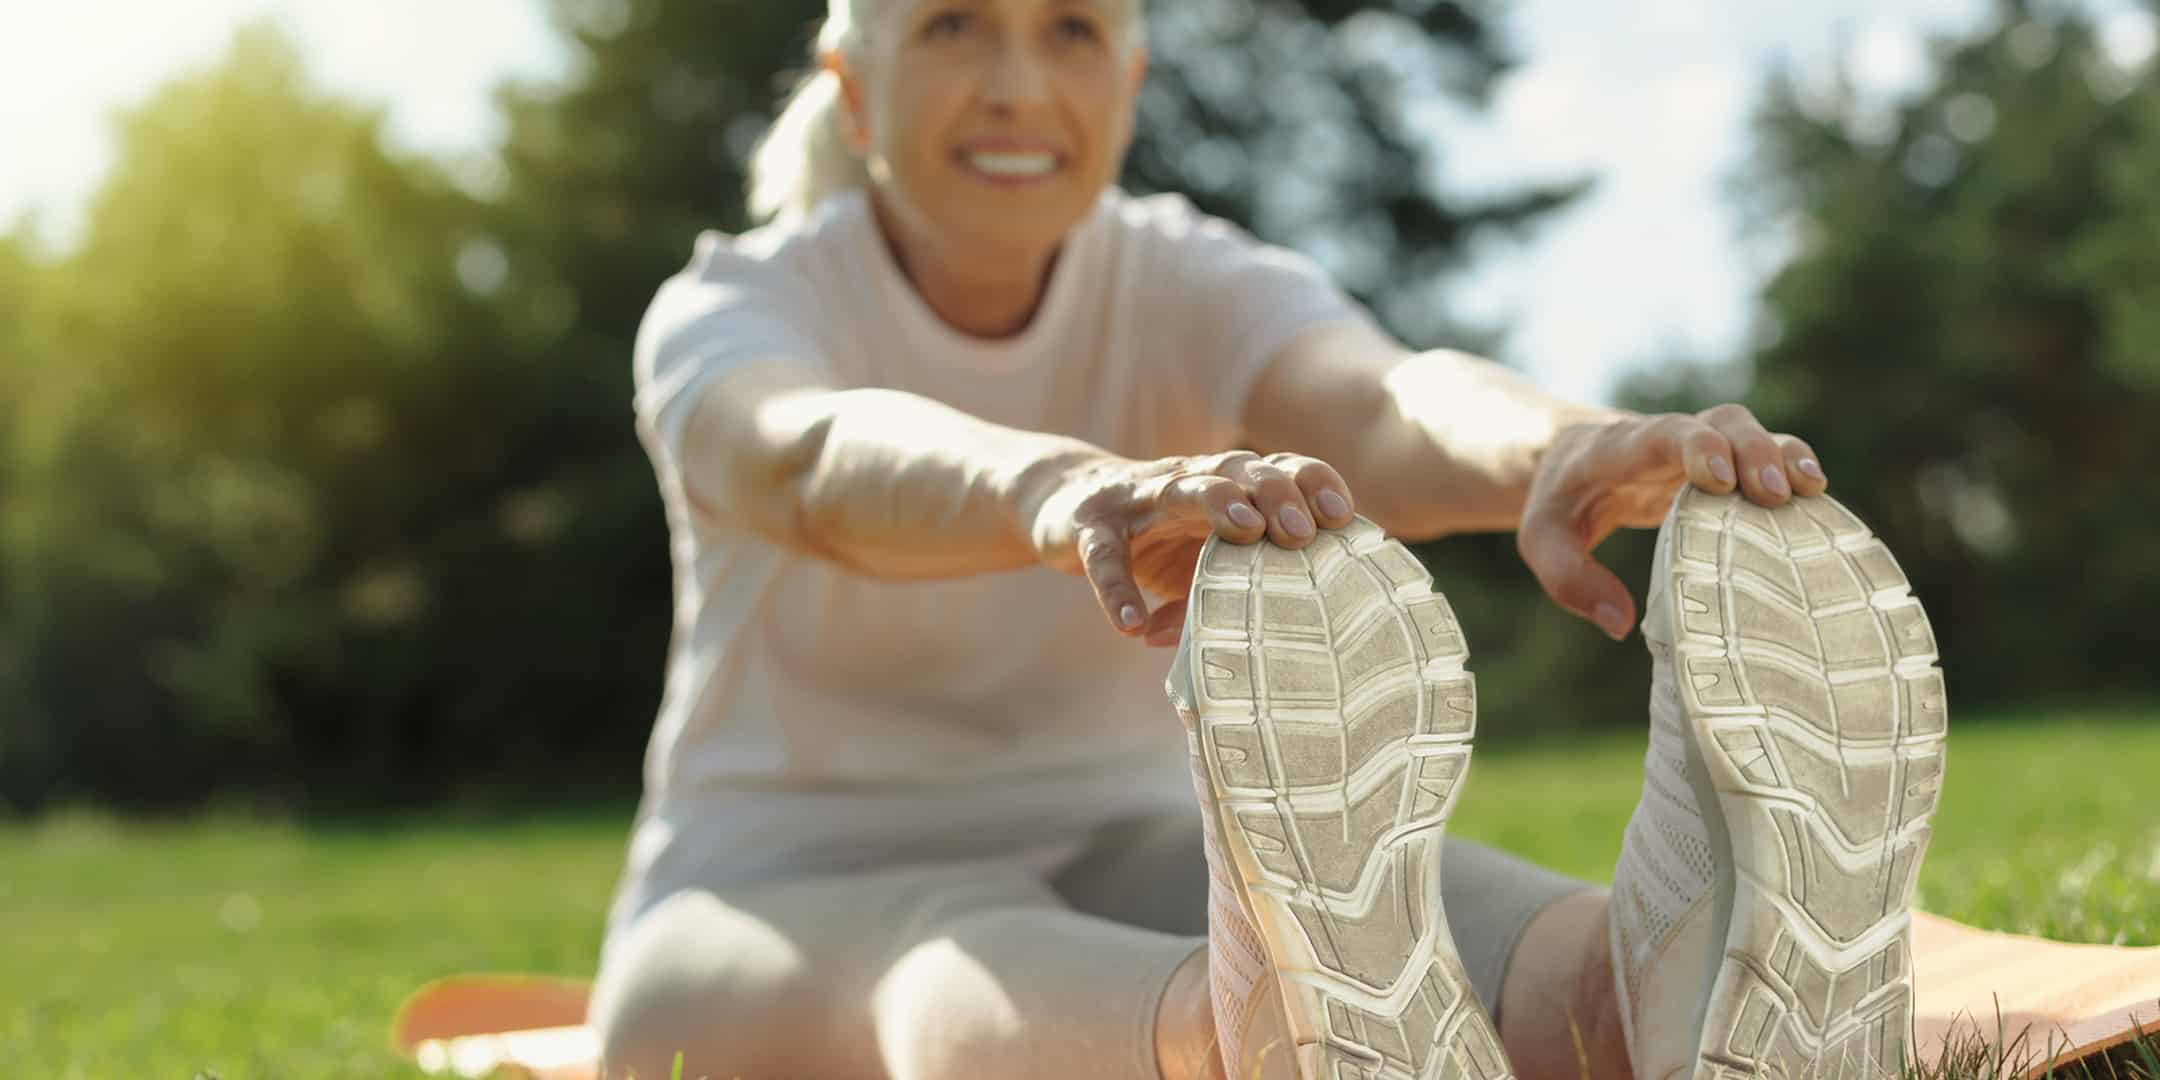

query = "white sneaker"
1612;488;1949;1080
1168;517;1511;1080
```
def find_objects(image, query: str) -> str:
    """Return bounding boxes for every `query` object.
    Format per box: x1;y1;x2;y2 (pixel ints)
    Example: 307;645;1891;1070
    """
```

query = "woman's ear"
823;51;872;155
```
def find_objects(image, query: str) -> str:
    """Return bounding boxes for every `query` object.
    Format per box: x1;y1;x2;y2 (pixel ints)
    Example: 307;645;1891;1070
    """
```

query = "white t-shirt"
608;186;1371;936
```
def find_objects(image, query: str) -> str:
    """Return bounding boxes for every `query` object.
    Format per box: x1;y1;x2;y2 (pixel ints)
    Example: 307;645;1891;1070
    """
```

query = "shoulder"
634;198;871;383
643;195;870;343
672;193;866;297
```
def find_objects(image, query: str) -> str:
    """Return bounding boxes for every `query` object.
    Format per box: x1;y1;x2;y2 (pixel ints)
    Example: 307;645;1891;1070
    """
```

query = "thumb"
1517;511;1637;641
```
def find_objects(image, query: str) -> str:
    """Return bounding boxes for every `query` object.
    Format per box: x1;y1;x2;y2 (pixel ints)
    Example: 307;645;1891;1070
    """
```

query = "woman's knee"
591;890;823;1078
872;932;1025;1080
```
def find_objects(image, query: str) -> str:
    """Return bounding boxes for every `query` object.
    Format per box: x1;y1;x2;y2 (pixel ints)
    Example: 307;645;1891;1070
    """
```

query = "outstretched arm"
678;361;1094;579
674;361;1359;642
1240;319;1831;639
1240;319;1624;539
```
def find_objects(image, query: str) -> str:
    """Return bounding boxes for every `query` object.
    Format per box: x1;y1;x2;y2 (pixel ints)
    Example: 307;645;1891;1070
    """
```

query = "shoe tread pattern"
1190;520;1509;1080
1669;489;1947;1080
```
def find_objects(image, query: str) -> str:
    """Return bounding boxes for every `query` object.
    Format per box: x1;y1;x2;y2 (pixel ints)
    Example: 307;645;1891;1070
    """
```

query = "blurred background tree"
1722;0;2160;703
1501;0;2160;734
1;0;2151;816
0;27;634;813
0;0;1580;814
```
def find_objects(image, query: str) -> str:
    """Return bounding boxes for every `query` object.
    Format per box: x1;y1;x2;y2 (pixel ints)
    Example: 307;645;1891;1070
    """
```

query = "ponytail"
747;62;871;227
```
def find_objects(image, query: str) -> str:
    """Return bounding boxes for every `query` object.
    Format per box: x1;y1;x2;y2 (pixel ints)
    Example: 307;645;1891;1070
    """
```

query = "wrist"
1530;408;1637;473
1452;407;1629;535
1002;440;1124;553
1552;405;1637;441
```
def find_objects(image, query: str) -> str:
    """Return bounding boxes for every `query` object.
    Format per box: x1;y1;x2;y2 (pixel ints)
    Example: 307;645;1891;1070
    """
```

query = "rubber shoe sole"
1182;518;1511;1080
1663;488;1948;1080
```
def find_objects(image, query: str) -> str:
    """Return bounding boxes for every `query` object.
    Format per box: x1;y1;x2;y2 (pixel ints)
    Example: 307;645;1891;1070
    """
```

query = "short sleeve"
631;231;830;508
1156;200;1377;435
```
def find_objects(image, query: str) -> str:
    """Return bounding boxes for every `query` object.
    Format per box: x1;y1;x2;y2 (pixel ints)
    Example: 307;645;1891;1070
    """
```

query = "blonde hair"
746;0;1145;227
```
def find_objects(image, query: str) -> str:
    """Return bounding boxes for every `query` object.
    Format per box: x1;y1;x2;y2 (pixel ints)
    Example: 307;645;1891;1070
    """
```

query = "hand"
1026;450;1358;646
1516;404;1830;641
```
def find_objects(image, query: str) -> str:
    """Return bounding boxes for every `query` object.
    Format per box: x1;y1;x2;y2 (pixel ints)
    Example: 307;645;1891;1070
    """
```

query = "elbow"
679;382;841;559
744;401;840;559
770;410;850;564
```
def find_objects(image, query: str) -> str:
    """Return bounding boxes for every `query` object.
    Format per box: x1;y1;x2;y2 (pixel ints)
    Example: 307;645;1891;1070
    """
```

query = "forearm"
745;387;1107;578
1354;349;1629;539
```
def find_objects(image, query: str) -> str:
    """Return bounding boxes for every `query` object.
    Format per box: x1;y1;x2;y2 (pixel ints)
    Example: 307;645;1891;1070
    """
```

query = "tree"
0;230;53;809
1120;0;1585;347
1692;0;2160;703
0;25;669;812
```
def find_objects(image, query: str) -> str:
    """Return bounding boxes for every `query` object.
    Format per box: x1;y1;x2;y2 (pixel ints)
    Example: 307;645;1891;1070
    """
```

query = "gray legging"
591;814;1587;1080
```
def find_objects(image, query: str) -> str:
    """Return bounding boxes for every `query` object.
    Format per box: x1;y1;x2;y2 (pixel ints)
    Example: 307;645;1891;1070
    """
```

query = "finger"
1144;598;1188;647
1594;415;1730;498
1777;434;1829;496
1701;404;1791;506
1644;414;1736;494
1232;457;1318;547
1516;504;1636;641
1157;472;1267;543
1270;453;1356;529
1076;521;1147;636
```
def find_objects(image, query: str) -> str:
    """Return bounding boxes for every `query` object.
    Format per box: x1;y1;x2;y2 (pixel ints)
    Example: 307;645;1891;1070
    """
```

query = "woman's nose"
979;39;1053;108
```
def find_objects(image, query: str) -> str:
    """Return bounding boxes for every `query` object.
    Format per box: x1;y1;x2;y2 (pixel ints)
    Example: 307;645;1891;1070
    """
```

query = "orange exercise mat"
1912;914;2160;1069
392;913;2160;1079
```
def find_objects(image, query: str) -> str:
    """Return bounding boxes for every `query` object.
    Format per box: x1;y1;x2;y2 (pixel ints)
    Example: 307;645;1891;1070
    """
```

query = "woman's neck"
868;191;1060;340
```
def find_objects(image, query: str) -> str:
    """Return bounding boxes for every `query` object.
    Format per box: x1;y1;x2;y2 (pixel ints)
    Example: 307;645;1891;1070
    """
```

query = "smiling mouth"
958;149;1063;180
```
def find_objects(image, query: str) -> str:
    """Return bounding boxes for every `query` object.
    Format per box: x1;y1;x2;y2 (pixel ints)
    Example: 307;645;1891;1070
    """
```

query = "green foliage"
1726;3;2160;703
1117;0;1587;347
0;25;668;812
1426;1;2160;740
1;1;1580;813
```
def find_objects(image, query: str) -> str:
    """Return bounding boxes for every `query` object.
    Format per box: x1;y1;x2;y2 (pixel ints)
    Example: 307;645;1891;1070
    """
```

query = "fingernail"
1227;502;1264;530
1709;456;1735;487
1316;490;1350;520
1798;458;1825;482
1595;603;1631;641
1280;505;1315;539
1120;604;1144;630
1762;464;1791;497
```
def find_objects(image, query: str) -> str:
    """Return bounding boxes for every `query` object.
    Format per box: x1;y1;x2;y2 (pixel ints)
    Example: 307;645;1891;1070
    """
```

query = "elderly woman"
592;1;1943;1078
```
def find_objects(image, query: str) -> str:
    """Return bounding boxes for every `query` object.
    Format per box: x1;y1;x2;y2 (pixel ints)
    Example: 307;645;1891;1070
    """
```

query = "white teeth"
967;151;1057;177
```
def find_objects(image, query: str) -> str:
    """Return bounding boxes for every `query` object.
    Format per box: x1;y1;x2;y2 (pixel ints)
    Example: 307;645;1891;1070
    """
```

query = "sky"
3;1;2154;404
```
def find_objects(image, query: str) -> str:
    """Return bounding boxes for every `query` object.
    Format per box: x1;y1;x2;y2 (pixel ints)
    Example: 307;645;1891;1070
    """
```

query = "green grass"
1453;704;2160;946
2;812;625;1078
2;705;2155;1078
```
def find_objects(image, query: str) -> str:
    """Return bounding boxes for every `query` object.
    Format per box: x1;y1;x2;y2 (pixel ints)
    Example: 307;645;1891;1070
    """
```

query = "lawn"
3;704;2155;1078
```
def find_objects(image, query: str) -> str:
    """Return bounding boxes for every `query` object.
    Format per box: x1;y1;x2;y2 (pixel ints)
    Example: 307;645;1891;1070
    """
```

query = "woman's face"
834;0;1147;261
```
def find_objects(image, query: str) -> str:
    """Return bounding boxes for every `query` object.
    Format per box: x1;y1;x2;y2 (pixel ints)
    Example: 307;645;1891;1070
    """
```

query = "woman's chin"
941;201;1090;252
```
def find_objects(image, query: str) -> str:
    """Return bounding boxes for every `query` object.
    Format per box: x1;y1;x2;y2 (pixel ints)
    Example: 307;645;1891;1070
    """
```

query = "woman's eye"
1054;16;1101;41
923;11;973;37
